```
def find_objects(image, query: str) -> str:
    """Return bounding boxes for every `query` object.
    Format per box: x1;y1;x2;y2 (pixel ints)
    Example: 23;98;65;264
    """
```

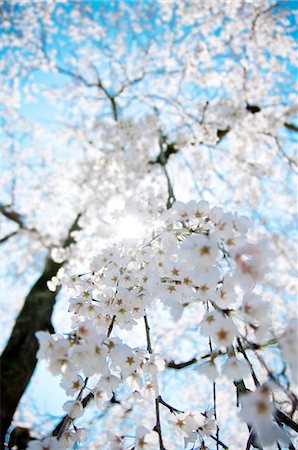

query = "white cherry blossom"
62;400;84;419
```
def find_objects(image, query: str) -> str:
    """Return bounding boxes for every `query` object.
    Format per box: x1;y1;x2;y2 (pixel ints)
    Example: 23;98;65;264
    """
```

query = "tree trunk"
0;214;80;447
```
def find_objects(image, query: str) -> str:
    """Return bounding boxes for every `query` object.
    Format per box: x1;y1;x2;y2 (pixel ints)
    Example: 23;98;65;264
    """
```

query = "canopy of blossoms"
1;1;297;450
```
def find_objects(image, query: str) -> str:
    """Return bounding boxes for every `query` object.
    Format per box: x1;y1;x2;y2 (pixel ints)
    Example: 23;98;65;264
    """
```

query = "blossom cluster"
33;199;295;449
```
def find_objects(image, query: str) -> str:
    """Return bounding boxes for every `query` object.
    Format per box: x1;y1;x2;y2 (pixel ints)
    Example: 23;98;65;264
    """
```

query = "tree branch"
0;203;24;228
166;357;198;369
0;203;49;245
284;122;298;133
158;396;183;414
55;65;119;121
0;230;19;244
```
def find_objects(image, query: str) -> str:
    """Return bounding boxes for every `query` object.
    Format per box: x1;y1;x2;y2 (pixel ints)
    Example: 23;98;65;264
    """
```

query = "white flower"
106;431;125;450
158;231;179;256
200;311;238;347
94;388;111;409
134;426;159;449
59;429;85;449
87;341;109;375
126;371;143;390
239;384;274;426
253;422;291;448
200;417;216;437
168;413;191;437
214;276;237;308
68;297;85;315
110;343;141;376
47;276;60;292
62;400;84;419
75;320;97;341
164;260;184;281
213;211;234;239
70;343;89;368
51;247;67;263
199;310;222;337
143;354;166;374
35;331;55;360
241;293;270;324
171;201;193;222
233;241;270;285
100;373;121;396
211;316;238;347
191;200;210;220
196;360;219;381
46;338;69;375
192;266;219;301
77;286;93;302
180;234;218;269
60;373;84;396
184;411;202;431
233;214;250;235
222;356;250;381
240;385;291;447
142;379;159;398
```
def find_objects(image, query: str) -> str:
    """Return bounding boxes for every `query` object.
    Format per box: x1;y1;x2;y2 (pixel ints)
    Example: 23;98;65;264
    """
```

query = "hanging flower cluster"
32;199;296;449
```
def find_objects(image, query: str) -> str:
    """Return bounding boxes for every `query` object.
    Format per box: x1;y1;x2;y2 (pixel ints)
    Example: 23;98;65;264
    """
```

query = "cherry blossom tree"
1;1;297;449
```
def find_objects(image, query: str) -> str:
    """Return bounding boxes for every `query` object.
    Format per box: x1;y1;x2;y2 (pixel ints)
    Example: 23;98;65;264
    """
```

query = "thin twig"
167;357;198;369
158;396;183;414
144;315;153;354
163;165;176;209
107;315;116;338
0;230;18;244
154;397;166;450
207;302;219;450
56;377;89;440
208;337;219;450
236;337;260;388
210;434;229;449
144;315;166;450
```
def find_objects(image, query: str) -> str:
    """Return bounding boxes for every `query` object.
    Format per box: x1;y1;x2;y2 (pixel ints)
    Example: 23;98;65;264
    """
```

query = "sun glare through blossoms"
0;1;297;450
116;215;146;242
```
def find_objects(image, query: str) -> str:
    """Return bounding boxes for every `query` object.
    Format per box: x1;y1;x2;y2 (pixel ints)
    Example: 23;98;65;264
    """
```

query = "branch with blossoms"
27;195;297;449
54;315;117;441
25;121;298;449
